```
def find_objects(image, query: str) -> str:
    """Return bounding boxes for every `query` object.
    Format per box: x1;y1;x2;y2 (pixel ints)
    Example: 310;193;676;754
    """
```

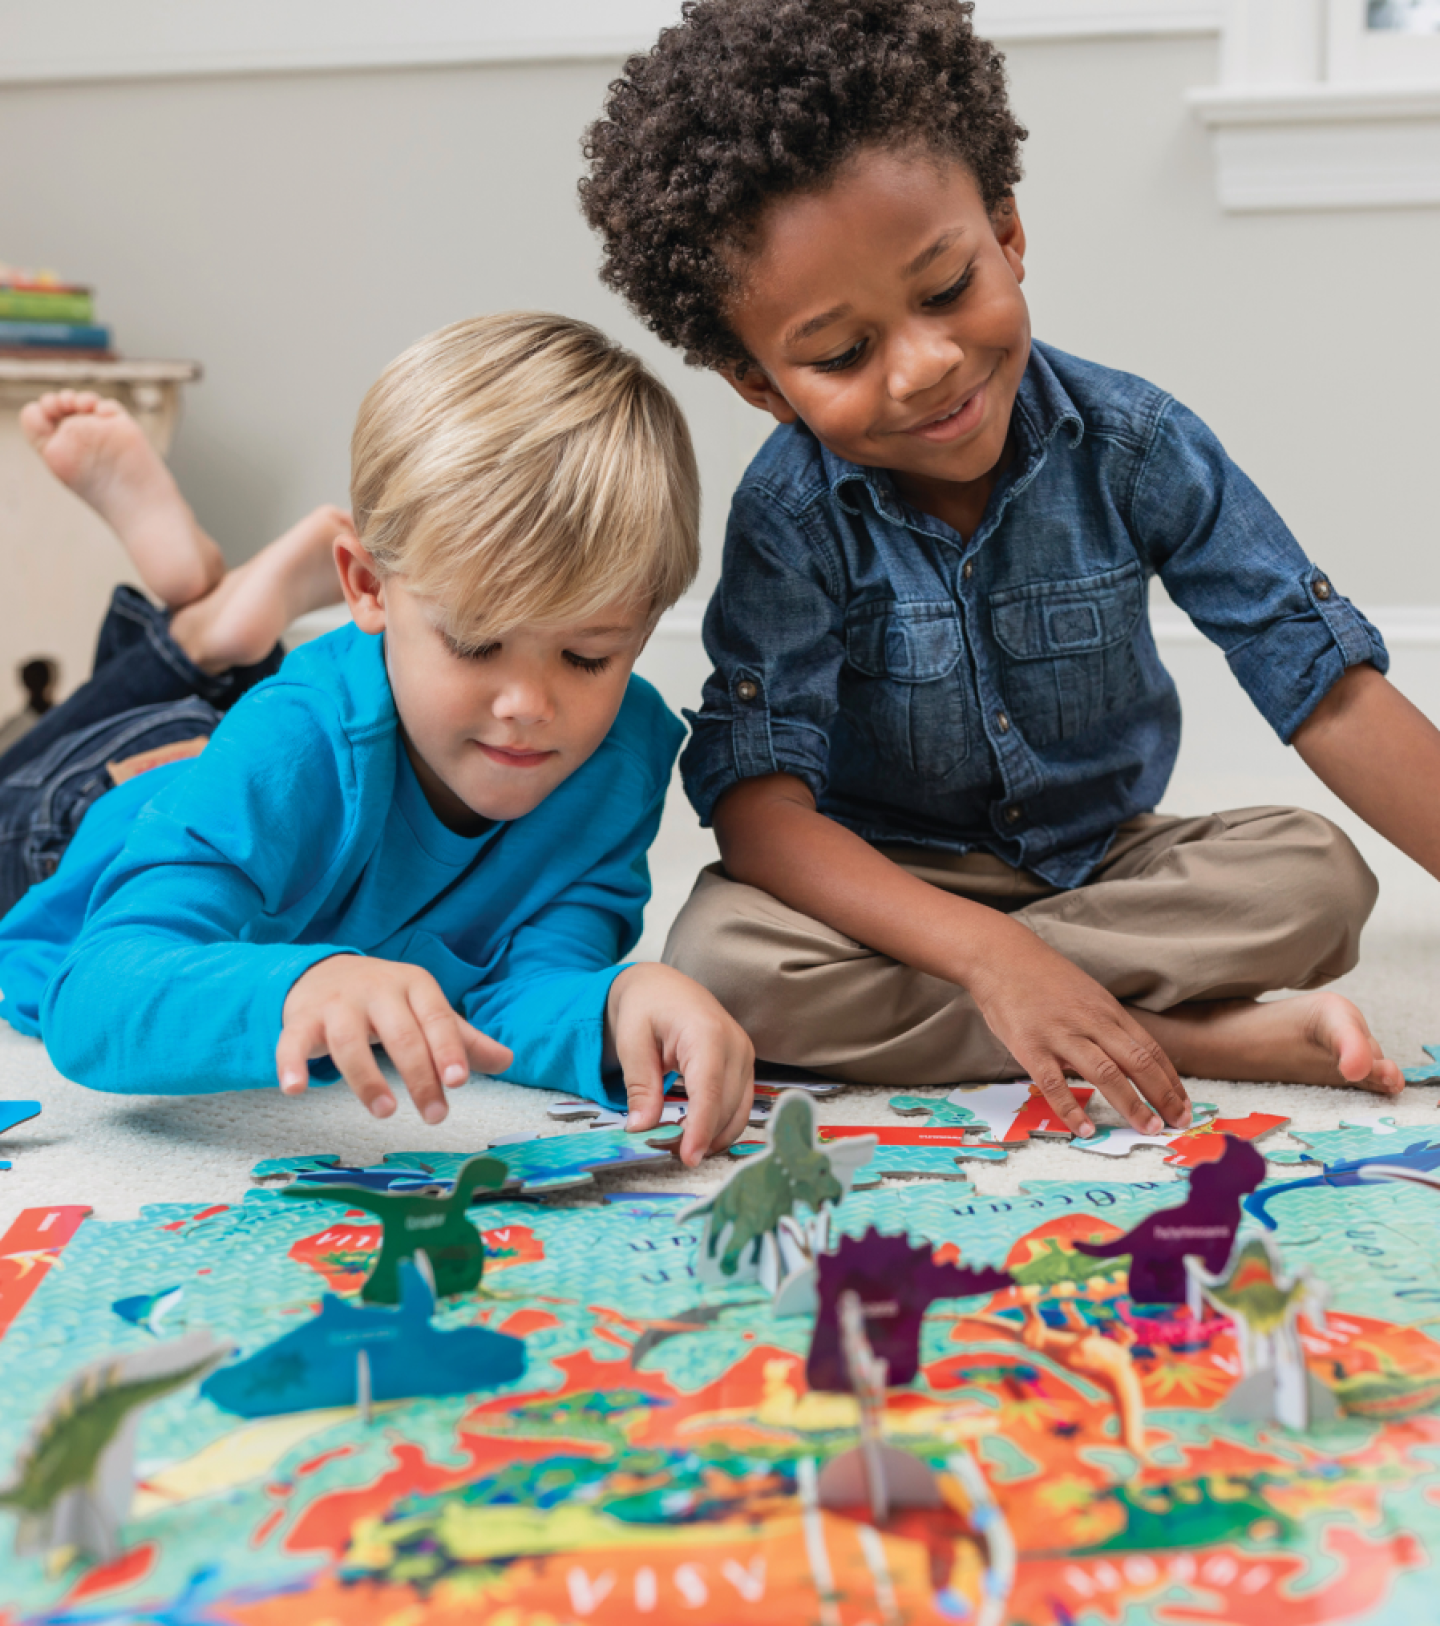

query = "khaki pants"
661;807;1377;1085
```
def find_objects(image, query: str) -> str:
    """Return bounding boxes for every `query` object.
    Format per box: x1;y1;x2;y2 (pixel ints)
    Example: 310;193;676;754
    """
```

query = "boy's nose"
887;327;963;402
492;680;555;726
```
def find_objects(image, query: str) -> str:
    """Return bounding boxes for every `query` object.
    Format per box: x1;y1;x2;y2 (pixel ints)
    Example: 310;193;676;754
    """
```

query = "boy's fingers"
328;1018;397;1119
371;998;447;1124
1028;1064;1095;1138
409;985;474;1090
616;1023;666;1135
457;1019;513;1078
676;1056;726;1168
1068;1041;1163;1134
275;1023;318;1095
1112;1020;1190;1128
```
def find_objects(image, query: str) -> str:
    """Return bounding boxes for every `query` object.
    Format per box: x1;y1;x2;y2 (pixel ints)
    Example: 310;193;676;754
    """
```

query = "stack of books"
0;264;113;360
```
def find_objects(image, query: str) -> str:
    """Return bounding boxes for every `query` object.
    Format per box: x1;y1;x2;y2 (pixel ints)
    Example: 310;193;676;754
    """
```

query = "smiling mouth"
478;743;556;768
903;375;991;439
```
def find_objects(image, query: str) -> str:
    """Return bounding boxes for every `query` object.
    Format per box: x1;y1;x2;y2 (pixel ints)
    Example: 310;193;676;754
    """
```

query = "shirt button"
996;710;1011;733
735;679;759;702
962;561;974;581
1313;578;1333;601
1003;804;1023;826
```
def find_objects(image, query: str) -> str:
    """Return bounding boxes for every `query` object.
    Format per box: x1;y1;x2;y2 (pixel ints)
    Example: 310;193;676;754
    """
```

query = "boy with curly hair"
581;0;1440;1136
0;316;753;1162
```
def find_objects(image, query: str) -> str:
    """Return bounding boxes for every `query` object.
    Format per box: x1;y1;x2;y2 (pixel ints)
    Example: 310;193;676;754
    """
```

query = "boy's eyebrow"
570;623;635;637
783;304;853;348
901;227;967;279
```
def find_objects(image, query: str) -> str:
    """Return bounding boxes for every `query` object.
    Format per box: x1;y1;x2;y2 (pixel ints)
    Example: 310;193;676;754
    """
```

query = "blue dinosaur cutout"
1245;1137;1440;1231
201;1261;524;1417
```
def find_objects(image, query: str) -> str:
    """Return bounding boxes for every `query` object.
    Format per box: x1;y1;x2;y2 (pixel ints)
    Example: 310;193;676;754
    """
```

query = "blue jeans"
0;586;282;915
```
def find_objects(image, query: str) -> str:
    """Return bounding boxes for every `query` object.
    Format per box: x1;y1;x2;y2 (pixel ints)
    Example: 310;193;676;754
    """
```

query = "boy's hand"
605;963;755;1168
277;955;513;1124
966;925;1192;1138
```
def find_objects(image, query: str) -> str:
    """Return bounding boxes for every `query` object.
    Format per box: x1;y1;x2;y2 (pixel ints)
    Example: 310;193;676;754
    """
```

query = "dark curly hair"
580;0;1026;372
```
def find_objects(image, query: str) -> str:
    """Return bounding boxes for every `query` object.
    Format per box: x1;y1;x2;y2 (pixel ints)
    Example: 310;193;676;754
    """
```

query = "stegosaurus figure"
0;1332;230;1562
683;1092;874;1282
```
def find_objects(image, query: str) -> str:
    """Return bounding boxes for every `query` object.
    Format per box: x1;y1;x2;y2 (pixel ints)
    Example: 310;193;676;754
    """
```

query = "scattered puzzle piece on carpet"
1403;1045;1440;1084
251;1122;690;1199
891;1081;1094;1147
0;1100;40;1171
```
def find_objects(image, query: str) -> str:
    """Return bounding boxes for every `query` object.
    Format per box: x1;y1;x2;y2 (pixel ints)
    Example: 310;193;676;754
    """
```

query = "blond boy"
0;314;753;1163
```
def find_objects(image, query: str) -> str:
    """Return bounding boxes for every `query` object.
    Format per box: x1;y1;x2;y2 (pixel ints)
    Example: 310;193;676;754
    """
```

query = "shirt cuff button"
735;679;759;702
1313;578;1333;601
1003;804;1023;826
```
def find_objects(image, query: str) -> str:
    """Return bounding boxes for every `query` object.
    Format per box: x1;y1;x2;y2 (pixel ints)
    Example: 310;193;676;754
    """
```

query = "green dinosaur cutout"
0;1332;229;1562
683;1092;871;1280
280;1155;509;1305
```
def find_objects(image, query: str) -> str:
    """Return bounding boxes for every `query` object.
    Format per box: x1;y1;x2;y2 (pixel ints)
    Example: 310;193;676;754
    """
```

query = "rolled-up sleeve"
680;483;848;824
1135;400;1388;743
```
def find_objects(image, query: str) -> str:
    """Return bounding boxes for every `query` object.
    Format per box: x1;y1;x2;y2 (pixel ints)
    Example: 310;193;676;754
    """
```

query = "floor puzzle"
8;1146;1440;1622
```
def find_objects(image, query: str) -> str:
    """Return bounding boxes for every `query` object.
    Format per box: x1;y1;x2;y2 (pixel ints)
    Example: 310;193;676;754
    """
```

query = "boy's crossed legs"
665;804;1401;1097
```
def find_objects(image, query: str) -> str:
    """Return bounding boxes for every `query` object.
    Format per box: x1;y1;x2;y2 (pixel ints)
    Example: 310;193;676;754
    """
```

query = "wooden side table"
0;359;201;707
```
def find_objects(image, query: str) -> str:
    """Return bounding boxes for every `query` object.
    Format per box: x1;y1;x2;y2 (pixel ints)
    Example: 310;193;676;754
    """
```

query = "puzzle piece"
0;1100;40;1171
891;1081;1094;1145
546;1095;772;1130
251;1122;689;1200
1075;1106;1290;1169
1403;1044;1440;1084
1248;1130;1440;1228
734;1122;1001;1181
1072;1103;1220;1159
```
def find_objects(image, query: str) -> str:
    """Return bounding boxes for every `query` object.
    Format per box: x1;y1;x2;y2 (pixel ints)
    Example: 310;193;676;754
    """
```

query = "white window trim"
0;0;1218;88
1193;0;1440;210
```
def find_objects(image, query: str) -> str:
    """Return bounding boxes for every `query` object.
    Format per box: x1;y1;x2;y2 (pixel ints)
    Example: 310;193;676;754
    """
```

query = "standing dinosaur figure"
0;1331;230;1562
683;1092;873;1279
280;1154;508;1304
807;1228;1011;1391
1076;1136;1265;1303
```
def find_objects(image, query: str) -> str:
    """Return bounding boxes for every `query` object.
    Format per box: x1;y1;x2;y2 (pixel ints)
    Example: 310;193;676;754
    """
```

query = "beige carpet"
3;770;1439;1231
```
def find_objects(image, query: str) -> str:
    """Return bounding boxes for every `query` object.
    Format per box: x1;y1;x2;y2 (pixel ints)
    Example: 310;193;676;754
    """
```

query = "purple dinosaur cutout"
807;1227;1012;1392
1076;1135;1266;1303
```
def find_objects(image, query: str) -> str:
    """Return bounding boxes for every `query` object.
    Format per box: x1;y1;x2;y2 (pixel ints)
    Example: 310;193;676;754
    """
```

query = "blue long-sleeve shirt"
0;624;682;1102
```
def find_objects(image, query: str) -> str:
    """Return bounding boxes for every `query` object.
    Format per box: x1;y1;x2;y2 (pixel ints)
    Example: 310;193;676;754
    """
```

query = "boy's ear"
334;530;388;633
720;363;799;425
992;194;1026;284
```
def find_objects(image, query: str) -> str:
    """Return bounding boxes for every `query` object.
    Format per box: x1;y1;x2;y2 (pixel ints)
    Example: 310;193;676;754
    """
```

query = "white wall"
2;27;1437;671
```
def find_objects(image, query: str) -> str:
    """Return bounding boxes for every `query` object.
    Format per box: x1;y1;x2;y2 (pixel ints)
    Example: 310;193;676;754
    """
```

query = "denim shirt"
680;340;1388;888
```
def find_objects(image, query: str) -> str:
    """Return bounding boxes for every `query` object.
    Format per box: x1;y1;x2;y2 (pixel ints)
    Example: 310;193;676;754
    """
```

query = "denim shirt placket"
848;397;1077;865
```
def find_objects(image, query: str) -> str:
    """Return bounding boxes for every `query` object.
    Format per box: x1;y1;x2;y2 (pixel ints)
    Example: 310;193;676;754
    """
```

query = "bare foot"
19;390;224;608
169;505;351;674
1134;992;1403;1095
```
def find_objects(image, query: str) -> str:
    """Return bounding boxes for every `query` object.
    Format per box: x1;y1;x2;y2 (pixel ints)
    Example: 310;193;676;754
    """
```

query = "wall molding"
0;0;1221;88
1191;80;1440;209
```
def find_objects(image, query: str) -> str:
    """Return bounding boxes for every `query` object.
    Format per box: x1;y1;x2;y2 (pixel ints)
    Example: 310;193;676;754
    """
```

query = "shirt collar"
818;340;1086;526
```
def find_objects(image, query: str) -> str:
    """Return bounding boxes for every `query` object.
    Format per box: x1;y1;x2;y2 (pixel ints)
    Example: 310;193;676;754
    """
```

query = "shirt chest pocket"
842;600;970;781
989;562;1145;748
